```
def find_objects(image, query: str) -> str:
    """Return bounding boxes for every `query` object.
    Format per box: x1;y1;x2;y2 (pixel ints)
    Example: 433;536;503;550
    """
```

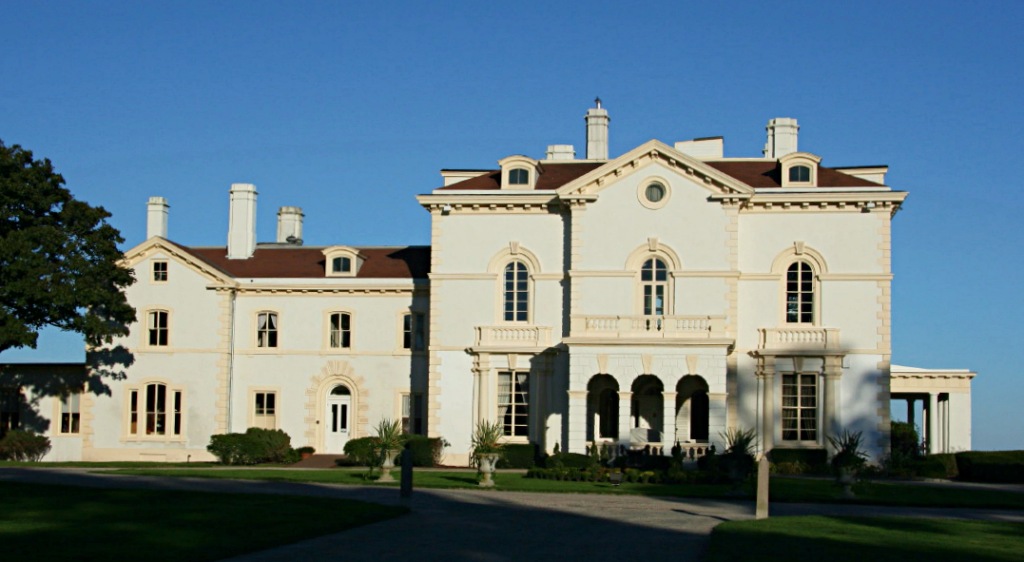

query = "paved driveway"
3;468;1022;562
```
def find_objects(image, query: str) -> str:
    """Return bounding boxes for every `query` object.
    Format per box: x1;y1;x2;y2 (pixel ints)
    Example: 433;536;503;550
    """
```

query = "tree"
0;140;136;358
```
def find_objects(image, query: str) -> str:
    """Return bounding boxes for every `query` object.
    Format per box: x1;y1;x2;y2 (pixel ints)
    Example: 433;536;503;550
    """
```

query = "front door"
325;385;351;453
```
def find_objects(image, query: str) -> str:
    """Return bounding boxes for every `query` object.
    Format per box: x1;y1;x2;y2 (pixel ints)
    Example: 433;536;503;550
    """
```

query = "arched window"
789;165;811;182
331;256;351;274
786;261;815;323
509;168;529;185
128;382;182;437
504;261;529;322
641;258;668;316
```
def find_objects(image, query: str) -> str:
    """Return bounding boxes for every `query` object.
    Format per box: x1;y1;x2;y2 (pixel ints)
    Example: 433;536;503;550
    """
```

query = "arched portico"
676;375;710;443
586;374;619;442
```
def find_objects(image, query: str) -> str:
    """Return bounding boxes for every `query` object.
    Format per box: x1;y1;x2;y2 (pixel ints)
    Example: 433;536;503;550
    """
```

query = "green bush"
206;428;293;465
497;443;538;469
404;435;446;467
544;452;595;469
912;454;959;479
343;436;382;466
891;421;921;458
0;430;51;461
769;448;828;472
955;451;1024;483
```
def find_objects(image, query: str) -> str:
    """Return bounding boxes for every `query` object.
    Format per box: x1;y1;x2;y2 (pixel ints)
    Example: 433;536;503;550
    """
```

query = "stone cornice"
743;191;907;216
210;283;424;296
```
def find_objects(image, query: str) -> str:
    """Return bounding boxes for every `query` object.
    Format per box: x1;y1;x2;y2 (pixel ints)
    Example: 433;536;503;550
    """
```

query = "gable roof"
179;245;430;279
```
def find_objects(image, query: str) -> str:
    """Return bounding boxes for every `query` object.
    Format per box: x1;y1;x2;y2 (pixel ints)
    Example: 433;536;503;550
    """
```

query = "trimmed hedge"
207;428;293;465
497;443;538;469
0;430;51;461
343;436;382;466
913;454;959;479
342;435;445;467
955;451;1024;483
544;452;595;469
768;448;828;475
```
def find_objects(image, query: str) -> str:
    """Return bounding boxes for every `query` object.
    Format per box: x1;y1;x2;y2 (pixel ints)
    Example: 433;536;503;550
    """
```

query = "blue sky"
2;1;1021;450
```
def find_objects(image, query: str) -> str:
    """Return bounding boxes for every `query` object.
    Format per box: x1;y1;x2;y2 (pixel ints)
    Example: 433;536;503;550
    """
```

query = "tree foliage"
0;140;135;356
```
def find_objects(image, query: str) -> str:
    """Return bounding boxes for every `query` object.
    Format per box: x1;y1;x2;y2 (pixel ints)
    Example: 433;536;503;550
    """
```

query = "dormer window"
789;166;811;183
509;168;529;185
331;256;352;274
498;155;540;190
322;246;362;277
780;152;822;187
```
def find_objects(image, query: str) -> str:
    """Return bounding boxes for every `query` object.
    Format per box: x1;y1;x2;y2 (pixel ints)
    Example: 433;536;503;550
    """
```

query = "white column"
927;393;939;455
618;391;633;447
662;392;677;451
566;390;588;454
758;361;776;454
708;392;728;452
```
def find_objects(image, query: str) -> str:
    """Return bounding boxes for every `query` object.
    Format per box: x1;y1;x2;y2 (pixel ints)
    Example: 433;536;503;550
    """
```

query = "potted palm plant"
374;418;405;483
828;430;867;498
472;420;505;488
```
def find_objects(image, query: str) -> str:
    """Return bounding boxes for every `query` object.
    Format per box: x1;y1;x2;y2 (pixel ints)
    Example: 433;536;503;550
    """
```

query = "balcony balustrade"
758;327;840;351
474;325;553;348
570;315;726;340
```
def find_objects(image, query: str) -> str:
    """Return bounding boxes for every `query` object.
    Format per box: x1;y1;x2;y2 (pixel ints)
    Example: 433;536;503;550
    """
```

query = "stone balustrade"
570;315;726;339
474;325;553;348
758;327;841;350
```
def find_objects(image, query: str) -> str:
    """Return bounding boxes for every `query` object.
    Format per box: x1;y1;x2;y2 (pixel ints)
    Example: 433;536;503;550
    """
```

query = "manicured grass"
707;516;1024;562
0;481;406;562
109;468;1024;509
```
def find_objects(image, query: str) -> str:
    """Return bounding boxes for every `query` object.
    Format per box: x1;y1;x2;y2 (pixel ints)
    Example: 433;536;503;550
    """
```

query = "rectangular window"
403;313;425;351
152;261;168;282
257;312;278;348
60;392;81;434
253;392;277;429
498;372;529;437
1;388;22;438
782;373;818;441
148;310;169;346
129;384;182;438
329;313;351;349
402;393;423;435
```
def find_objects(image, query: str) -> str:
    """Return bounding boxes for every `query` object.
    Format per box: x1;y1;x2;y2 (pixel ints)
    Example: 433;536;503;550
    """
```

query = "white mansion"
3;102;974;465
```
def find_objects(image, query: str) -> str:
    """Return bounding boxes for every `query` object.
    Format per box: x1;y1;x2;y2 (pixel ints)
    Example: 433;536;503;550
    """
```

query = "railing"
758;327;840;350
474;325;553;348
570;315;726;339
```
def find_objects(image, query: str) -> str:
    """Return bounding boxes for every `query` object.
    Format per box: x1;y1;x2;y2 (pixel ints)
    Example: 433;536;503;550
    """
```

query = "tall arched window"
504;261;529;322
786;261;815;323
641;258;668;316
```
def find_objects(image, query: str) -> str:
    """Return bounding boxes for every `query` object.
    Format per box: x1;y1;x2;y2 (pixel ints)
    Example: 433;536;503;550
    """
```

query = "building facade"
1;103;974;463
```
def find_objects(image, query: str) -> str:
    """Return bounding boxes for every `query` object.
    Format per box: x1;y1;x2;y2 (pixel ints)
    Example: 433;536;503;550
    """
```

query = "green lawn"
707;516;1024;562
0;481;406;562
108;467;1024;509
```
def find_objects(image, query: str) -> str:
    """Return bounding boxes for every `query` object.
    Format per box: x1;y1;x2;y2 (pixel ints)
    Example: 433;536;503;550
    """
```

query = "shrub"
891;421;921;458
955;451;1024;483
207;428;293;465
769;448;828;473
913;454;959;479
497;443;538;469
405;435;446;467
545;452;595;469
343;436;382;466
0;430;51;461
828;430;868;475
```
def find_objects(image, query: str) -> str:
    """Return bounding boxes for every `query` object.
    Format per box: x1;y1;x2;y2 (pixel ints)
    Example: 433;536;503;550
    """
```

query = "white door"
325;385;351;453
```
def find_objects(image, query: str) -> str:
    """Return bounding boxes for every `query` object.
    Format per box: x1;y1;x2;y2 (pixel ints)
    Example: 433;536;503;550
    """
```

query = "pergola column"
823;356;843;453
927;392;939;454
757;361;776;454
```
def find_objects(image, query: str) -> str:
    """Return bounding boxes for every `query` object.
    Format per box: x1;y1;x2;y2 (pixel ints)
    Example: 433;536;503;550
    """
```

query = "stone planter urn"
477;453;500;488
836;467;857;499
378;449;402;483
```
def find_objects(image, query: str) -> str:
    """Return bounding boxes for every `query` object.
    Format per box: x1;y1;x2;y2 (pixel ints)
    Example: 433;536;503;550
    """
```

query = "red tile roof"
437;159;881;191
184;246;430;279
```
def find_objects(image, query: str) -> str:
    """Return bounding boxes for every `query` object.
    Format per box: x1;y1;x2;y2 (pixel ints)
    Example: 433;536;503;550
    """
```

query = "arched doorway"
676;375;710;443
631;375;664;443
325;384;351;453
586;375;619;441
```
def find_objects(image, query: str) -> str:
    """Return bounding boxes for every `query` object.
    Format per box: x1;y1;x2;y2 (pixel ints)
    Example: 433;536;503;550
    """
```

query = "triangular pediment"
122;237;235;286
555;140;755;199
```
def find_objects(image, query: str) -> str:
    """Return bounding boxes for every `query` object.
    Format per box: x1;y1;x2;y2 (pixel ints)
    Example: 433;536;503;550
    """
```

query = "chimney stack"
585;97;610;160
227;183;258;259
763;117;799;158
545;144;576;161
146;197;169;239
276;206;304;245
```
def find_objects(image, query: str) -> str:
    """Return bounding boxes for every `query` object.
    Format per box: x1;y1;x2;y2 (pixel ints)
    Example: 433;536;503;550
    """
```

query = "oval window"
645;182;666;203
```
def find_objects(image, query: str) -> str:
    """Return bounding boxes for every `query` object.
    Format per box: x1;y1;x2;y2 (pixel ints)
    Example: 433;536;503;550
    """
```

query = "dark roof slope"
185;246;430;279
438;160;880;191
438;162;604;190
705;161;883;188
